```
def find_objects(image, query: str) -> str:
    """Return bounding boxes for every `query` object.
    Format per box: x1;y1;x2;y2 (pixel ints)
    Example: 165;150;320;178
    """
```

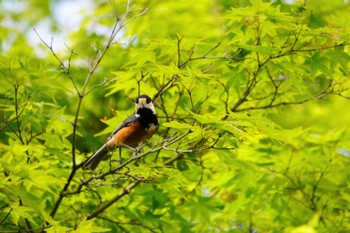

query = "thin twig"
233;82;335;112
86;182;140;220
34;29;80;95
179;42;222;69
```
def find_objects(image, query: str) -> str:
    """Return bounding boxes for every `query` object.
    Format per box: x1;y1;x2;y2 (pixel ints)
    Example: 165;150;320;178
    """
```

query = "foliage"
1;0;350;232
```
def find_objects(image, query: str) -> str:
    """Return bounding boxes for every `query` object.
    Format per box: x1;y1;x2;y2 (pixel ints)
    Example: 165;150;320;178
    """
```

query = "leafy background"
1;0;350;232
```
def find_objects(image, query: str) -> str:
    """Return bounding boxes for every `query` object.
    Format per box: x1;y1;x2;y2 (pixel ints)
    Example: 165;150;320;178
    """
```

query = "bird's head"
135;94;156;115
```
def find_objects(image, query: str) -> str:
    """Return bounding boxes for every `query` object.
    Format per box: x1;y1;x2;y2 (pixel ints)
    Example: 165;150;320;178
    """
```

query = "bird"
83;94;159;170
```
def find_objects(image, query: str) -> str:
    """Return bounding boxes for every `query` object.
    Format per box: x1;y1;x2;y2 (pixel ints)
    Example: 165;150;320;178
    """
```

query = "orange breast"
107;121;156;148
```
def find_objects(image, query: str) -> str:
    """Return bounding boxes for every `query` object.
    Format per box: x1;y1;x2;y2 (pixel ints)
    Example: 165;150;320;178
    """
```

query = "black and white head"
135;94;156;117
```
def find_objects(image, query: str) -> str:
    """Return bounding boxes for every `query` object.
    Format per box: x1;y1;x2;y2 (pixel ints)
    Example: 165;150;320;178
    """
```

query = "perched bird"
83;94;158;170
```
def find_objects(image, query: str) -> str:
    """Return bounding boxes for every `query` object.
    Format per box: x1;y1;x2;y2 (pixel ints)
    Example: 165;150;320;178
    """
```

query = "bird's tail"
83;144;109;170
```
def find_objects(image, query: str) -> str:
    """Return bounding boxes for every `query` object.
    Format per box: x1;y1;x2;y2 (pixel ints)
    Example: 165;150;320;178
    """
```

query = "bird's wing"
108;113;138;139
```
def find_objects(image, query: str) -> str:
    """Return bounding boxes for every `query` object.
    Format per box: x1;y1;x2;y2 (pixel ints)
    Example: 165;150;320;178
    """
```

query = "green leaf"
76;220;111;233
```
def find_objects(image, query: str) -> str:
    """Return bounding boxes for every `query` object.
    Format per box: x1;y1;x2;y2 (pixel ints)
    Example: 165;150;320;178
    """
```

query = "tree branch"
233;81;338;112
86;181;140;220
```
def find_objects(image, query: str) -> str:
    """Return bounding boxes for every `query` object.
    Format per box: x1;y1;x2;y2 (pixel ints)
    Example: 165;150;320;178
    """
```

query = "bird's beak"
139;104;145;109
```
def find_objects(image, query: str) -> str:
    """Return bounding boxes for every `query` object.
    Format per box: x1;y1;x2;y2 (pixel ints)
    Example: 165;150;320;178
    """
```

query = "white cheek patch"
147;103;156;114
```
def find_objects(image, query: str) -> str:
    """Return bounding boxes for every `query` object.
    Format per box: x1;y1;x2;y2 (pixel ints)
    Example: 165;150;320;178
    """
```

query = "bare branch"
153;74;178;101
176;34;184;68
233;81;338;112
33;29;80;96
86;181;140;220
84;77;117;96
179;42;222;69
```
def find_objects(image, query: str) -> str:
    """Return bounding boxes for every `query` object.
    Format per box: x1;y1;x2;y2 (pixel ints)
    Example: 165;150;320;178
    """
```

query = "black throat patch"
137;108;158;129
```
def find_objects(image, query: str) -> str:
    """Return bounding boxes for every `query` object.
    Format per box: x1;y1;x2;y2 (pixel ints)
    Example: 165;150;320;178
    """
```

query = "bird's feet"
132;147;143;159
120;143;142;160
